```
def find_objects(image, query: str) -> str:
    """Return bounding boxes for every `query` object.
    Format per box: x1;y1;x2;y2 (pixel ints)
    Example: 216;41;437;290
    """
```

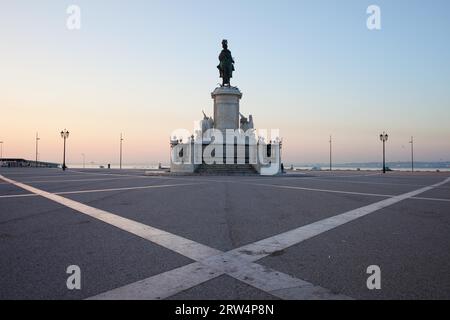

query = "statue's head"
222;39;228;49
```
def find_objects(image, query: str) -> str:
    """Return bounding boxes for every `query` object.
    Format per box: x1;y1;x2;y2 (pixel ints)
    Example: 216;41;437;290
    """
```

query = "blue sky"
1;0;449;164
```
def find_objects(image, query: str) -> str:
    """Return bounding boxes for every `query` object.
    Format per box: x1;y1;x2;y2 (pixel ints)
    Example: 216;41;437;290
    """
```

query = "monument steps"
195;163;257;175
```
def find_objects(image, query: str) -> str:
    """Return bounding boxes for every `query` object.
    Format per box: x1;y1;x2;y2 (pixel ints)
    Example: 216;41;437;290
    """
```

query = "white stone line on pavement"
176;178;450;202
227;177;450;262
0;172;157;184
3;189;448;203
199;253;350;300
0;175;86;184
236;178;450;195
410;196;450;202
204;174;437;190
0;173;106;179
306;177;450;190
0;175;220;261
67;169;151;179
68;169;199;183
55;183;199;195
68;169;256;185
68;169;416;191
0;193;37;199
88;262;222;300
19;177;132;184
0;171;60;176
286;173;381;179
0;183;199;198
231;174;450;190
247;183;394;198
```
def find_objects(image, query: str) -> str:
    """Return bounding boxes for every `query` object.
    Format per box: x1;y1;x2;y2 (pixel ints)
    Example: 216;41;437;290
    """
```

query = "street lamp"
81;153;86;169
35;133;40;167
329;135;332;171
409;136;414;172
379;132;388;173
0;141;3;166
60;129;69;171
120;133;124;170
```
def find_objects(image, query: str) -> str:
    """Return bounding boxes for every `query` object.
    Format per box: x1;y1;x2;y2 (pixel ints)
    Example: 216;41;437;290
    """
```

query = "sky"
1;0;449;165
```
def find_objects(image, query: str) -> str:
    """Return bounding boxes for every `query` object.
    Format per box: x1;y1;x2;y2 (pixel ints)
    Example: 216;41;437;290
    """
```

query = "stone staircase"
195;163;258;175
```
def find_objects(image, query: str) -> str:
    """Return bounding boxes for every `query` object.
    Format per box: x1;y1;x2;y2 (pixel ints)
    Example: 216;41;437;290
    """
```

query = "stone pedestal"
211;86;242;132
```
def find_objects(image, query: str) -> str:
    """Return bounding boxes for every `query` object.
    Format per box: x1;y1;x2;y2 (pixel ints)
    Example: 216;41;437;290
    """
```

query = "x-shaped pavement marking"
1;174;449;300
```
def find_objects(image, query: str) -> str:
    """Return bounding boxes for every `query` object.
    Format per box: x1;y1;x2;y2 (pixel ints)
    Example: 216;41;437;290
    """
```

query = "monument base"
169;84;282;176
170;140;282;176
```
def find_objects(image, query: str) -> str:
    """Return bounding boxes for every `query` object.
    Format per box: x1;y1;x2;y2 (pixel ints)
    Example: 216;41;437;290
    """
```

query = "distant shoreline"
62;163;450;173
290;167;450;172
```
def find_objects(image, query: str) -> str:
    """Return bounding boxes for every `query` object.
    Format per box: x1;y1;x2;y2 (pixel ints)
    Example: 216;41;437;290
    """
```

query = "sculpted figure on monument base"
240;113;254;132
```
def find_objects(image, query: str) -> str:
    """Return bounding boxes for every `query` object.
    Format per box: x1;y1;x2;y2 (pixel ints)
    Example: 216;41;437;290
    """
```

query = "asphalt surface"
0;168;449;300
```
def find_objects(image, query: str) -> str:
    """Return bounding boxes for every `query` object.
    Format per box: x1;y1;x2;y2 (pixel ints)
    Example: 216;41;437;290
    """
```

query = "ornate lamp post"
379;132;388;173
120;133;124;170
0;141;3;167
329;135;332;171
60;129;69;171
409;136;414;172
35;133;40;167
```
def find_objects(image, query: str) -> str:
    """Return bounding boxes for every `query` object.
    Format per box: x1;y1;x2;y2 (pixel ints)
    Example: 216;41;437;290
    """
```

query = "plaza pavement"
1;168;449;299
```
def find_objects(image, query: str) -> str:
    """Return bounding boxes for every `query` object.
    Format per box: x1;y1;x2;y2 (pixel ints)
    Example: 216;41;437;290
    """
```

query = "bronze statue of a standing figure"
217;39;235;86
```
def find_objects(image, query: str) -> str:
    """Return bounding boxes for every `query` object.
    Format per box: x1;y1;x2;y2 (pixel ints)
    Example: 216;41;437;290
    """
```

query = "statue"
200;110;214;141
239;113;248;129
217;39;235;86
201;110;214;131
239;113;254;132
248;115;254;130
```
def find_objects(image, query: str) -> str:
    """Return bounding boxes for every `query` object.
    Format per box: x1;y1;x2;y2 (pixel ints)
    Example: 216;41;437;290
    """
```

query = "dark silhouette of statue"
217;39;235;86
